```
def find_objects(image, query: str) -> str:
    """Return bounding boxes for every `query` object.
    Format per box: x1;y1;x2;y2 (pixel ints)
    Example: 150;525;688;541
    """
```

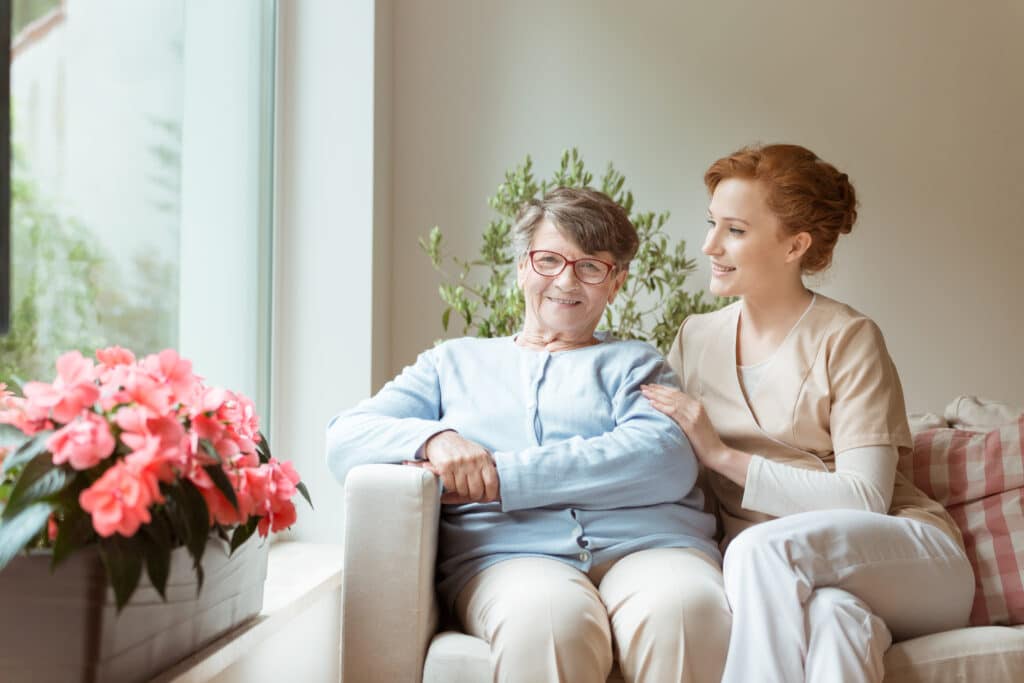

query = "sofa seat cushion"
423;627;1024;682
882;625;1024;682
423;631;626;683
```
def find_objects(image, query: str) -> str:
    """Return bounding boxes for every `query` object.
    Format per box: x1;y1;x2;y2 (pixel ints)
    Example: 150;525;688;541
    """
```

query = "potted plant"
0;346;311;682
420;148;730;351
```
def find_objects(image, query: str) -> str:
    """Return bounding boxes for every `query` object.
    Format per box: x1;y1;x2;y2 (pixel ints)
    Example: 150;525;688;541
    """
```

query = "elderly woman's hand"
411;430;501;504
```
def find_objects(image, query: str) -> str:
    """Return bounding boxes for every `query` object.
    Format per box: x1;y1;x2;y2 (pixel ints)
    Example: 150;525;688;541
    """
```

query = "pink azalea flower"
0;395;55;435
251;459;301;536
190;414;238;462
79;462;158;537
189;465;245;526
143;349;198;405
117;407;188;480
119;369;173;416
47;412;116;470
23;351;100;424
95;346;136;369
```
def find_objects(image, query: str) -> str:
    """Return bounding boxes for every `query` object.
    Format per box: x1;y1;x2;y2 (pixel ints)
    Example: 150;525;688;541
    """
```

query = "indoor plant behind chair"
0;346;311;682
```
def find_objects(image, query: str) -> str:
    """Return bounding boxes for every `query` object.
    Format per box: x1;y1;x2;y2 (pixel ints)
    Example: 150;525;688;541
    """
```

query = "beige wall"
389;0;1023;414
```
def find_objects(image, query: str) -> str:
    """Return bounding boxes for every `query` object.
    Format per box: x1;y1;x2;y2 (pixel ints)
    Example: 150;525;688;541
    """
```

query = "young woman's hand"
641;383;730;468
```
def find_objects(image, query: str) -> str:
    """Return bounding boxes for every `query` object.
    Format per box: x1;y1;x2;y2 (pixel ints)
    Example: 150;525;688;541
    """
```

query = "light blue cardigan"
326;335;720;608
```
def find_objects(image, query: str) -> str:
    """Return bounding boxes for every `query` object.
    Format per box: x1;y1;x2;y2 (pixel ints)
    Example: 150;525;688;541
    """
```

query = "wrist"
710;446;752;487
423;429;456;460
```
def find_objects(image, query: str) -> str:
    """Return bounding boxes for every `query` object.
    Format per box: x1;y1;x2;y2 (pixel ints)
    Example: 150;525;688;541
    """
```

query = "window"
5;0;274;418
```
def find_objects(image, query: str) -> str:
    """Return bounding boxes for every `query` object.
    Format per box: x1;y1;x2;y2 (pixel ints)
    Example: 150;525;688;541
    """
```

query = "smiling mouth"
546;296;582;305
711;264;736;273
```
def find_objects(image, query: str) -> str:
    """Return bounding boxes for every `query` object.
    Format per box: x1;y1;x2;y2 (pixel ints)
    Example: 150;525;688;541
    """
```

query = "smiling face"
517;218;627;342
704;178;809;299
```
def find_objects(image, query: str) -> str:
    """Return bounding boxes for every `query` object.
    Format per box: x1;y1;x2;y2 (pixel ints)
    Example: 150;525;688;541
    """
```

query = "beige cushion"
882;625;1024;682
944;395;1021;431
424;627;1024;682
424;631;626;683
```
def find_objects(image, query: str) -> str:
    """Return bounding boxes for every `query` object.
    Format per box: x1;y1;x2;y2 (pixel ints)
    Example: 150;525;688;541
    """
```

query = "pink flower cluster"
0;349;301;540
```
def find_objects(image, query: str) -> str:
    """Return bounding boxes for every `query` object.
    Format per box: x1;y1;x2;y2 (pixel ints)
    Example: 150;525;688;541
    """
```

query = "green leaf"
296;481;313;509
51;504;95;569
173;479;210;585
0;502;52;571
2;450;69;520
203;464;239;511
140;531;171;601
229;518;258;554
1;430;52;475
99;535;144;611
199;438;222;464
255;432;272;464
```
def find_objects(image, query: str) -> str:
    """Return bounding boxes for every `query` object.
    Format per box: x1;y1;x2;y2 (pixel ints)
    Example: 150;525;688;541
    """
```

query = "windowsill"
150;542;345;683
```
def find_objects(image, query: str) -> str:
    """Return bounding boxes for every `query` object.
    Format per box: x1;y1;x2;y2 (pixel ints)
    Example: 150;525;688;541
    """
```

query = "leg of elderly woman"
455;557;614;683
721;510;974;683
595;547;731;683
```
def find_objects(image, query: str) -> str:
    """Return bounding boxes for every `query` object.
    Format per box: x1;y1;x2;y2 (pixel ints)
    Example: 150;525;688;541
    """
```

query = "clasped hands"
404;430;501;504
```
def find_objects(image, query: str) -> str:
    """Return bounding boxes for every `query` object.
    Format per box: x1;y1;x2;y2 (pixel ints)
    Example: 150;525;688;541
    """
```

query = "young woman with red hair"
642;144;973;682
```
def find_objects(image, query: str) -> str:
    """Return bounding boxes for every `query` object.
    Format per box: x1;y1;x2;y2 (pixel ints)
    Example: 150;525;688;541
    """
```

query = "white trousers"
455;547;731;683
721;510;974;683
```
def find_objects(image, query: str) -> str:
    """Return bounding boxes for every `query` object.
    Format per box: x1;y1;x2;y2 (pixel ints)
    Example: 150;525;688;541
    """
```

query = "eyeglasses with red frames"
527;250;617;285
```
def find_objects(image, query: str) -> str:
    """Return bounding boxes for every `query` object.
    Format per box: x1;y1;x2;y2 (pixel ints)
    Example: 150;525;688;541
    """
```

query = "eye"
705;219;716;230
729;227;746;236
537;255;560;266
578;261;602;273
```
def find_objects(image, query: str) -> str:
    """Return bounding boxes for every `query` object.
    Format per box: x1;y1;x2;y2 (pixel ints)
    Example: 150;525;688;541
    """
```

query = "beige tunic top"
666;293;962;549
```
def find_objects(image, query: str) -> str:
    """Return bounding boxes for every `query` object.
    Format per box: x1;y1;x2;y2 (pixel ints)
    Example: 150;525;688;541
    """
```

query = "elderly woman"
326;187;729;683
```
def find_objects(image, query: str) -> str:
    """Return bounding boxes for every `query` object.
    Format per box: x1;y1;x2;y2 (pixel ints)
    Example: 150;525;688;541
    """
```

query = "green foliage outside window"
1;141;177;392
419;148;731;354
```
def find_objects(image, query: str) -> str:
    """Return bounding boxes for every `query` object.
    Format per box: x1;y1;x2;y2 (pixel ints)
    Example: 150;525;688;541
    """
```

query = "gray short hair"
511;187;639;269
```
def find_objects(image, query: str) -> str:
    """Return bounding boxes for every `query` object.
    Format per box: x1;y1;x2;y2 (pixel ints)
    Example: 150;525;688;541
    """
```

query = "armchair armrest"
340;464;440;683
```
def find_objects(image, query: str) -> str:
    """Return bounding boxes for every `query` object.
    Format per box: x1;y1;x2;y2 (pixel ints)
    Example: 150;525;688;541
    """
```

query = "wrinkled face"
517;218;627;340
703;178;803;299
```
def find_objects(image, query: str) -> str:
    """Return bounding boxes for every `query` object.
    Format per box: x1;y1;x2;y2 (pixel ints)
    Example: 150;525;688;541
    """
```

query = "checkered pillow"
899;415;1024;626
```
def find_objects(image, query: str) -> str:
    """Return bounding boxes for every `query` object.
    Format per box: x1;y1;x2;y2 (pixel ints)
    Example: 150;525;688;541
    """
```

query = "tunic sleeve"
665;316;689;384
826;317;913;455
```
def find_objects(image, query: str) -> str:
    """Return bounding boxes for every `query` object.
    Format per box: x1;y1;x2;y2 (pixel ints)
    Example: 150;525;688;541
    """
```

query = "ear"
516;256;527;289
607;268;628;304
785;232;812;264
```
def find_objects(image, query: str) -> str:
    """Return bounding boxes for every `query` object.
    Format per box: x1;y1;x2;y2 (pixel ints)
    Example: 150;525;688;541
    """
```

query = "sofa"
339;397;1024;682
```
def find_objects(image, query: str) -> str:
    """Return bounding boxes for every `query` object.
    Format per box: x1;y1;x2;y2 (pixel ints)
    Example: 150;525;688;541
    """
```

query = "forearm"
326;409;447;484
495;423;698;511
740;445;897;517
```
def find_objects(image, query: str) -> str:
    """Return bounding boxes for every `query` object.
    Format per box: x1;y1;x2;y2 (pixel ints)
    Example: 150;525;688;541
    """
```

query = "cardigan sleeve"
493;350;700;512
325;348;449;485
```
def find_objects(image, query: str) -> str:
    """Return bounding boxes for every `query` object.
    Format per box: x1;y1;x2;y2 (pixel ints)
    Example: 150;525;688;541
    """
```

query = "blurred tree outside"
12;0;60;35
1;132;178;391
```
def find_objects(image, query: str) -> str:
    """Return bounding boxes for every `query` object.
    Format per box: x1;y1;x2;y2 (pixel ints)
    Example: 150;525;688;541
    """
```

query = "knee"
722;521;793;588
806;587;872;626
616;575;732;641
490;582;612;660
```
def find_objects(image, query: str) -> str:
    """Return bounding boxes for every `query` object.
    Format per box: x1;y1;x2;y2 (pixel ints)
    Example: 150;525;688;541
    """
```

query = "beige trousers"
454;547;730;683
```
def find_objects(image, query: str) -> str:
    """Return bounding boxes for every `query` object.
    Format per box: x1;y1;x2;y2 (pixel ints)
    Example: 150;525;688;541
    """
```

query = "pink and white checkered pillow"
899;415;1024;626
